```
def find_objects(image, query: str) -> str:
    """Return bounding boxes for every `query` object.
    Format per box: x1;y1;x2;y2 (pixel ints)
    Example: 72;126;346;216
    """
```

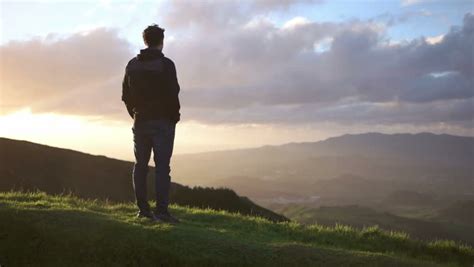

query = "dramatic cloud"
0;1;472;131
166;9;473;126
163;0;322;30
0;28;132;117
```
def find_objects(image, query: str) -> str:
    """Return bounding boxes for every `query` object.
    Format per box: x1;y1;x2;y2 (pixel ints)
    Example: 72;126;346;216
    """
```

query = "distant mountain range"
0;137;287;222
172;132;474;205
279;132;474;166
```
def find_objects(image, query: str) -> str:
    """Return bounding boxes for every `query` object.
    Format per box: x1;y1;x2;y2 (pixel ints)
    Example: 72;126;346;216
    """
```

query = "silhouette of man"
122;24;180;223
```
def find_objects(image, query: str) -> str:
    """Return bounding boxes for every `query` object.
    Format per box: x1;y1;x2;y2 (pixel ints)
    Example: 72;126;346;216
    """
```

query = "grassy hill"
1;192;473;266
0;137;286;222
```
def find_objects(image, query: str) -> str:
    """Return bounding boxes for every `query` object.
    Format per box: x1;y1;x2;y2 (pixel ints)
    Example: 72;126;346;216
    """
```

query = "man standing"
122;24;180;223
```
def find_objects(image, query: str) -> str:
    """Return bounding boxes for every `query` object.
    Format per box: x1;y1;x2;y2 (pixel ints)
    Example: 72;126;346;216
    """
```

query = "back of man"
122;24;180;223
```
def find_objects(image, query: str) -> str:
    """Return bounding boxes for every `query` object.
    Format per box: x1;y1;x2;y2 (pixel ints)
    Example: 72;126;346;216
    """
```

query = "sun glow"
0;108;329;160
0;108;133;160
0;109;290;160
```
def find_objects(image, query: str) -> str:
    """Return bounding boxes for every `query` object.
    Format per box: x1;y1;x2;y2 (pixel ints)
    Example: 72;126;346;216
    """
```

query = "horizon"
1;0;473;159
1;130;471;162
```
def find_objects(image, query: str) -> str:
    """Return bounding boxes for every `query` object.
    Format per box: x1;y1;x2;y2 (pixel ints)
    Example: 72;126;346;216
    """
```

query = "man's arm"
121;71;134;119
168;60;181;123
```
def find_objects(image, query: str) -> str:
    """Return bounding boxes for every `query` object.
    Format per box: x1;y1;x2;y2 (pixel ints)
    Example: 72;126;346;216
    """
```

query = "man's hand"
125;104;134;119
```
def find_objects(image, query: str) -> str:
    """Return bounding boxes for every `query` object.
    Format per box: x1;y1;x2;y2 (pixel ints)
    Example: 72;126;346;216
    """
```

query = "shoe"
154;211;180;224
136;210;156;221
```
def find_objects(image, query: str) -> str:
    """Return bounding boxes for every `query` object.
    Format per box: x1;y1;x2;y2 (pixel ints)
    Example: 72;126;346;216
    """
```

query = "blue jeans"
132;118;176;214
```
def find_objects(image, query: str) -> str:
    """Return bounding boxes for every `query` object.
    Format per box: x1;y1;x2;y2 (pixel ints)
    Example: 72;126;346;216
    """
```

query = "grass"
0;191;473;266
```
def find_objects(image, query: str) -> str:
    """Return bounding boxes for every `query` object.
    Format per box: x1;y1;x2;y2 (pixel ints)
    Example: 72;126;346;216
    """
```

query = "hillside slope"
1;192;473;266
0;137;286;222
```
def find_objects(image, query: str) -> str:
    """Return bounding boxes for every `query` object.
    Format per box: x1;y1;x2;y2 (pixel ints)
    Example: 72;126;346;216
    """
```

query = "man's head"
143;24;165;49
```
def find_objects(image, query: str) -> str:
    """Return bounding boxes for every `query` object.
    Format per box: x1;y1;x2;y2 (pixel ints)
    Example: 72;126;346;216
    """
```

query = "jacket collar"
137;47;164;60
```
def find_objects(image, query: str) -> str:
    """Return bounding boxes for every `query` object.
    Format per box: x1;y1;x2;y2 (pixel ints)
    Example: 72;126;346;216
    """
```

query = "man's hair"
143;24;165;47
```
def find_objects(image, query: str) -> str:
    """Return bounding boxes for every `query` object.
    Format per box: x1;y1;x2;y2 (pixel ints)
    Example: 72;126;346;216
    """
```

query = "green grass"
0;192;473;266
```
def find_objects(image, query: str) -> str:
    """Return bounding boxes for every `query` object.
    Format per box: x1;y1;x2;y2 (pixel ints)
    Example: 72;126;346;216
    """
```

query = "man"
122;24;180;223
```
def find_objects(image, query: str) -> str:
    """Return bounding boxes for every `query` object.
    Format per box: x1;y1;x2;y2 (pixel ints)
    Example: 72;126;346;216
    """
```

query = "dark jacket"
122;48;180;123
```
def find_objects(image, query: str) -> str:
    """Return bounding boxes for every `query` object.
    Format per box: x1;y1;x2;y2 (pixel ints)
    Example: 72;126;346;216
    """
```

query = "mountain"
171;132;474;206
0;137;287;222
1;191;472;266
279;132;474;166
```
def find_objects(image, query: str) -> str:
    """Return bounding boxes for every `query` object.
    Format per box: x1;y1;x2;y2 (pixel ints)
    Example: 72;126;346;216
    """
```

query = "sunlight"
0;109;303;160
0;108;132;160
0;109;329;159
0;108;89;140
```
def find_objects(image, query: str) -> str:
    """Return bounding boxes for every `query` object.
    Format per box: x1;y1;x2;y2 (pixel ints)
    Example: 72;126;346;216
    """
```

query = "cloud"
0;28;133;117
425;34;444;44
163;0;323;30
374;9;433;27
167;10;473;126
400;0;430;6
183;98;474;126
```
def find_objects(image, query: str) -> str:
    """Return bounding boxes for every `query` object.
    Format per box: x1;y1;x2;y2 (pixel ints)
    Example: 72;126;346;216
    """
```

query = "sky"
0;0;473;160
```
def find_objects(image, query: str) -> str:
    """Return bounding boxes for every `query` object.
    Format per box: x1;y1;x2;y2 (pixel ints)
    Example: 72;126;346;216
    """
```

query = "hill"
438;200;474;224
279;132;474;166
0;137;286;222
383;190;438;207
1;191;473;266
